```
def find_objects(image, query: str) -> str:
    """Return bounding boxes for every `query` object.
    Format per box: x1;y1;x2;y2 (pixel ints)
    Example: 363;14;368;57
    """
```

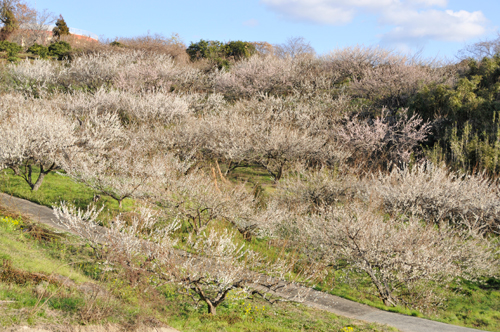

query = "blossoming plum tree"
0;106;76;191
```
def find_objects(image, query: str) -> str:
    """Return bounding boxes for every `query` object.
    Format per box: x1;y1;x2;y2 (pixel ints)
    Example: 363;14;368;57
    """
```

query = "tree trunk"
31;172;46;191
365;269;396;307
207;301;216;315
27;163;56;192
275;165;283;182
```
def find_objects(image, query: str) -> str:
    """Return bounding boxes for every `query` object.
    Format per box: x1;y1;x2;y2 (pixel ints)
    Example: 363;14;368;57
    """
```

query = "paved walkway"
0;193;488;332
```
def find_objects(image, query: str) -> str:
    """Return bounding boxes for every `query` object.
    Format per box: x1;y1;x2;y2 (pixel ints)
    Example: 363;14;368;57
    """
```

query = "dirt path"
0;193;487;332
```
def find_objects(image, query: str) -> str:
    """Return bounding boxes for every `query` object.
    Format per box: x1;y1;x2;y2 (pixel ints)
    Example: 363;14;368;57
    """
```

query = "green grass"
0;209;398;331
0;168;135;223
0;224;88;284
439;278;500;329
210;162;277;195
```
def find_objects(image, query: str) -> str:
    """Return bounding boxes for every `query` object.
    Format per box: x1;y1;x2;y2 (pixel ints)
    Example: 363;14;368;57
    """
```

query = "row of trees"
187;37;315;62
185;36;316;70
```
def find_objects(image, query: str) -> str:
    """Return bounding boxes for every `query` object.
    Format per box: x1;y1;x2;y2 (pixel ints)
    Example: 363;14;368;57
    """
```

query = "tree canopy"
52;15;70;38
0;1;19;40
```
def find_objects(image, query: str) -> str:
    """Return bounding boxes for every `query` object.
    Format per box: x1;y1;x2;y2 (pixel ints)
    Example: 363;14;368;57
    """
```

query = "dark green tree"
110;40;124;47
0;5;18;40
186;39;256;70
225;41;256;60
186;39;225;61
187;39;256;61
52;15;70;39
410;55;500;173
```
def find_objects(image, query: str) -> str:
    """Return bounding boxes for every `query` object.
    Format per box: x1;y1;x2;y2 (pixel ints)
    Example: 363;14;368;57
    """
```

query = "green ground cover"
0;51;42;63
0;168;135;223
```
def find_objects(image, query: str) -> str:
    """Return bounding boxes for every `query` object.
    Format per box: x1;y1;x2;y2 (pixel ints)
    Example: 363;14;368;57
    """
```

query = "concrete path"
0;193;488;332
0;194;65;232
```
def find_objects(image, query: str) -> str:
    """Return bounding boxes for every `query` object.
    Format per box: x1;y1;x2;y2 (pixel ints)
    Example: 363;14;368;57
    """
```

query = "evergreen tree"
0;5;18;41
52;15;70;39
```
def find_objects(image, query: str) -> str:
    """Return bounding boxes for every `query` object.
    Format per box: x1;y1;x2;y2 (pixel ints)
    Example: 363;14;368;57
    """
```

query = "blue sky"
35;0;499;59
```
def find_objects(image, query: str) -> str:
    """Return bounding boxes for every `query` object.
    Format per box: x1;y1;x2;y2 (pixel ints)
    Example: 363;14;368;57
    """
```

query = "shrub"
0;40;22;57
60;139;171;208
172;106;332;181
7;58;65;97
336;111;431;167
27;43;49;58
187;39;256;67
273;168;358;213
0;105;76;191
59;88;196;125
264;201;498;309
349;60;455;109
52;202;294;317
186;39;231;70
110;51;201;92
57;34;107;56
213;55;299;97
17;51;194;92
410;57;500;130
48;40;71;59
109;40;124;47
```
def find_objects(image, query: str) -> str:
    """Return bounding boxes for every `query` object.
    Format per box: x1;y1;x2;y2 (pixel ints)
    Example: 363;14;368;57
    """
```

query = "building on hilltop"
16;24;98;46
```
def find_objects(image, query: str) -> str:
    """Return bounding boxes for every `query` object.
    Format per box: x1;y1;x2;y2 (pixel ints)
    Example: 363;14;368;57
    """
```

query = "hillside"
0;34;499;331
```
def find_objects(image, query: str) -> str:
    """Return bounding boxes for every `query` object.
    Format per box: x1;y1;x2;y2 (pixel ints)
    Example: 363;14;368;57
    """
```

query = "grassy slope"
0;168;135;224
1;167;499;331
0;206;397;332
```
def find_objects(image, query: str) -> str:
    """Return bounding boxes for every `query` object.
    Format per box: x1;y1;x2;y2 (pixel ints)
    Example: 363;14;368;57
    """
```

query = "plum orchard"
0;46;498;313
52;202;302;315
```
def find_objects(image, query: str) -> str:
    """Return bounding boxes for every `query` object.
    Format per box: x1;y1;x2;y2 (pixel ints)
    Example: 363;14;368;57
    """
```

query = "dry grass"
110;33;189;64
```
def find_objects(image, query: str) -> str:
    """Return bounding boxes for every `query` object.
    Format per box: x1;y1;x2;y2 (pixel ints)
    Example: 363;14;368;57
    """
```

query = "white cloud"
243;19;260;27
261;0;353;25
405;0;447;7
380;9;487;45
261;0;397;25
260;0;488;46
